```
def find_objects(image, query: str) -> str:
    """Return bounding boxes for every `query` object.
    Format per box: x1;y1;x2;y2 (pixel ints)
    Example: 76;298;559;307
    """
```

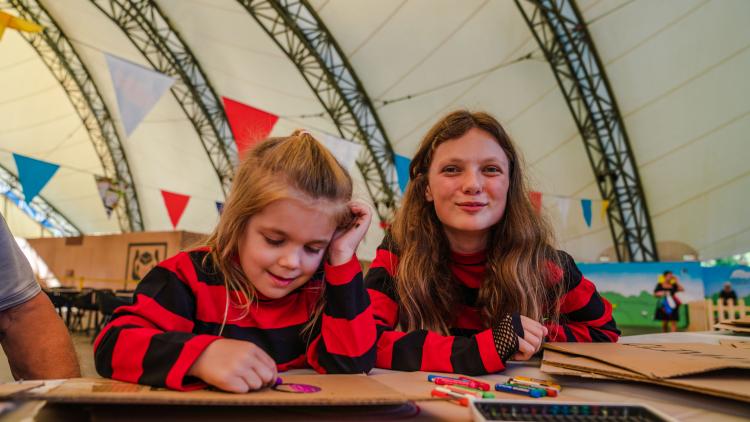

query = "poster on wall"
125;242;167;287
702;265;750;303
578;262;704;328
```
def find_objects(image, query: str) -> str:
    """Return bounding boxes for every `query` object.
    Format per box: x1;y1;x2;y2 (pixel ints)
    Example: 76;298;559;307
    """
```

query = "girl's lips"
456;202;487;212
267;271;296;286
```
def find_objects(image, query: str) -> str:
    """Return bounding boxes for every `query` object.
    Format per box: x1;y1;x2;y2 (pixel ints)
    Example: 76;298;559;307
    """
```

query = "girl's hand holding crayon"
328;201;373;266
188;338;278;393
511;315;548;361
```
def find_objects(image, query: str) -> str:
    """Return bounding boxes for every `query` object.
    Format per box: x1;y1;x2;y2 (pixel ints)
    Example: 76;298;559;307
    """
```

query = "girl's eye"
304;246;323;254
442;165;460;174
264;236;283;246
484;166;502;174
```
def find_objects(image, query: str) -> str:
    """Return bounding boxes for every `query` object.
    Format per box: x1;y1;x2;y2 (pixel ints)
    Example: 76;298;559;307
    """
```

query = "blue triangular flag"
216;201;224;214
105;53;175;137
581;199;592;227
394;154;411;193
13;153;59;204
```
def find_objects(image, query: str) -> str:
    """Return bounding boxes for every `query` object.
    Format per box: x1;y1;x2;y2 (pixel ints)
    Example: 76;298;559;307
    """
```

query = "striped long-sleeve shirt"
94;249;376;390
365;238;619;375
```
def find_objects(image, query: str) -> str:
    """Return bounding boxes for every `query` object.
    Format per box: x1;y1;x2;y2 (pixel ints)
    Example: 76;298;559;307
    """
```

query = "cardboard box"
541;343;750;403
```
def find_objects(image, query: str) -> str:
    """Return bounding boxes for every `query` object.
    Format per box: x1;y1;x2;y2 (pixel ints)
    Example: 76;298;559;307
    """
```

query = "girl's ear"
425;185;433;202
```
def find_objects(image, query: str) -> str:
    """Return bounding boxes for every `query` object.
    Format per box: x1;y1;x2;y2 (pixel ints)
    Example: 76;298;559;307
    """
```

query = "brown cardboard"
544;342;750;378
720;340;750;349
0;381;43;395
6;376;413;406
541;347;750;403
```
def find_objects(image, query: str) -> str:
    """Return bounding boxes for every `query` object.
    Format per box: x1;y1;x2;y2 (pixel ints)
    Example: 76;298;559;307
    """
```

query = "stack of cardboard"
714;316;750;333
540;342;750;403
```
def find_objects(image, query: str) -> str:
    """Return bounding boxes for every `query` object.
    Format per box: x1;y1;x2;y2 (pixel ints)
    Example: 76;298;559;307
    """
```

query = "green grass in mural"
600;291;688;329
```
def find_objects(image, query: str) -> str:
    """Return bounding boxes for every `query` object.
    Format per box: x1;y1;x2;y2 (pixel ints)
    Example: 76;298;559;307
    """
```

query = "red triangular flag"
222;97;278;156
529;191;542;214
160;190;190;229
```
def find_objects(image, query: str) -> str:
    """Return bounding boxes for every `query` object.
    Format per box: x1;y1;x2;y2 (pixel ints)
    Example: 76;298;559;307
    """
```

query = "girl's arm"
306;255;376;374
544;252;620;343
93;252;222;391
364;243;519;375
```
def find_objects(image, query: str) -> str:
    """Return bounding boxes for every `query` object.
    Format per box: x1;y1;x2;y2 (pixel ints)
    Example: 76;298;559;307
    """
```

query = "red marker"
431;388;469;407
458;375;491;391
434;377;481;390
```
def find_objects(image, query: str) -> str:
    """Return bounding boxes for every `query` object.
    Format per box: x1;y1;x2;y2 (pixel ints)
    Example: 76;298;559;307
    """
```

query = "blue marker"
427;374;461;382
495;383;543;398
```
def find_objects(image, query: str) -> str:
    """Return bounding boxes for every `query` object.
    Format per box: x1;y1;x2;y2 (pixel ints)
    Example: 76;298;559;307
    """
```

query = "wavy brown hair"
204;130;353;329
390;110;562;333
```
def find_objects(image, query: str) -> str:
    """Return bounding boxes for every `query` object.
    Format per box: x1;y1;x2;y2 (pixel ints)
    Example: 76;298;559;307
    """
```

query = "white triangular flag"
558;197;571;227
105;53;175;137
320;134;363;171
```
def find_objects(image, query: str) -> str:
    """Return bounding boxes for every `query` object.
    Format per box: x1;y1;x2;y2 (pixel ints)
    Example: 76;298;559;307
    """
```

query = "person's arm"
0;291;80;379
306;255;376;374
94;253;222;391
545;252;620;343
364;240;519;375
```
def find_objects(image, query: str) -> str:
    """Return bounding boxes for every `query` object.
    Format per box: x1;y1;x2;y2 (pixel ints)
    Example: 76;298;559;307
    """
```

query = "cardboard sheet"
544;342;750;378
4;375;414;406
541;344;750;403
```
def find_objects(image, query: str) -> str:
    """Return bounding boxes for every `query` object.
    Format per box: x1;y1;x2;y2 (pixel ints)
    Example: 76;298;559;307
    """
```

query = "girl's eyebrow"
262;228;330;245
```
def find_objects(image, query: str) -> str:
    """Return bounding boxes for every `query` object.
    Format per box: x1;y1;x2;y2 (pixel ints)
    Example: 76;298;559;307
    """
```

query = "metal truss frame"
0;164;81;236
4;0;143;232
238;0;400;222
516;0;658;261
91;0;237;194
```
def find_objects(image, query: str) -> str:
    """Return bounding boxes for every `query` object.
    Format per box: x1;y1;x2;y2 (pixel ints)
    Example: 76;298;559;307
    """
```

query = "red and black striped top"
94;249;376;390
365;237;620;375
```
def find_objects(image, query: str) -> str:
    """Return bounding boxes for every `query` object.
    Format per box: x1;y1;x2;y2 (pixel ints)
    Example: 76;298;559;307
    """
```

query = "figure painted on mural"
719;281;738;306
653;270;684;332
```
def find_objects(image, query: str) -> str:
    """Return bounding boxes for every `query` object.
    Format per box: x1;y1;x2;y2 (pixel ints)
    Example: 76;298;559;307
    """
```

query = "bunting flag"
320;134;363;171
394;154;411;193
13;153;59;204
558;197;571;225
529;191;542;214
600;199;610;220
105;53;175;137
215;201;224;215
222;97;278;156
94;175;122;218
160;190;190;230
0;11;43;40
581;199;592;227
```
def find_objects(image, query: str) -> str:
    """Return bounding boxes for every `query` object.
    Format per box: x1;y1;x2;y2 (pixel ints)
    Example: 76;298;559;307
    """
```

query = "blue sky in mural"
703;266;750;298
578;262;705;302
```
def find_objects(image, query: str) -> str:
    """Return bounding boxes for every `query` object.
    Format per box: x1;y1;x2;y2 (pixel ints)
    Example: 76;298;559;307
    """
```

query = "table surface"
7;332;750;421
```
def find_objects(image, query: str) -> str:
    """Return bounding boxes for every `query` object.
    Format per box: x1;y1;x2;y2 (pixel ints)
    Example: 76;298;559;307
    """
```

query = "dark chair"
92;290;133;342
69;289;99;335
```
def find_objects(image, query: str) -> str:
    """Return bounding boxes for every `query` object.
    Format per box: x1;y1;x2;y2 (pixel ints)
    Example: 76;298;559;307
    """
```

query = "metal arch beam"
4;0;143;232
237;0;400;222
91;0;237;194
515;0;658;261
0;164;81;236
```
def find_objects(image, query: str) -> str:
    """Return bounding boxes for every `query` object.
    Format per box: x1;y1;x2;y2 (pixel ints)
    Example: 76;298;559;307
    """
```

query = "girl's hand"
188;339;278;393
328;201;373;266
511;315;548;361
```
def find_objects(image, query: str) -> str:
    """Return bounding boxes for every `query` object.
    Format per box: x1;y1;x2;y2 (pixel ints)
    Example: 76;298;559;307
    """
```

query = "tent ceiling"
0;0;748;261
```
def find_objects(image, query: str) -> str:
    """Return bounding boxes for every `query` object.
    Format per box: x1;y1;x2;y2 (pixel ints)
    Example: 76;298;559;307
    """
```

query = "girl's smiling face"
238;196;337;299
425;127;510;247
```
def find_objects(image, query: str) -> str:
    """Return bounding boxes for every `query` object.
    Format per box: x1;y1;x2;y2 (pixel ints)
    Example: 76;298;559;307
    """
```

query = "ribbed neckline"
449;250;487;265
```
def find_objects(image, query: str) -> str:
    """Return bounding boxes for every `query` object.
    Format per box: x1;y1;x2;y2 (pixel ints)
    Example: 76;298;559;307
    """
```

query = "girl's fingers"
240;369;263;391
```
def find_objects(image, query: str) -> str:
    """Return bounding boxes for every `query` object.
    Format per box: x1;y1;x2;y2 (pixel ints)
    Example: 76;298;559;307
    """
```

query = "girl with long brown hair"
366;110;619;374
95;131;376;391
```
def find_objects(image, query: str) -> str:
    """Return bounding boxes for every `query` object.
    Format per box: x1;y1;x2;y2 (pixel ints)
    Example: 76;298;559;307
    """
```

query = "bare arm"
0;292;80;379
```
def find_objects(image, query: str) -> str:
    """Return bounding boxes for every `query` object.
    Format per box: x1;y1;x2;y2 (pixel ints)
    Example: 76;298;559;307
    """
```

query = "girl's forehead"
250;197;339;239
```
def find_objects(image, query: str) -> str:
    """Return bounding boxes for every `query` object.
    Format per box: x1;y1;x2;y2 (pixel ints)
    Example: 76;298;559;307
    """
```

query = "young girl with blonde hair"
366;110;619;375
95;131;376;392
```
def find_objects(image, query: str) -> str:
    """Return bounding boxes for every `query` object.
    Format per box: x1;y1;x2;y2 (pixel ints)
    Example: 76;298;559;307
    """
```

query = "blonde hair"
391;110;562;333
204;130;353;331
